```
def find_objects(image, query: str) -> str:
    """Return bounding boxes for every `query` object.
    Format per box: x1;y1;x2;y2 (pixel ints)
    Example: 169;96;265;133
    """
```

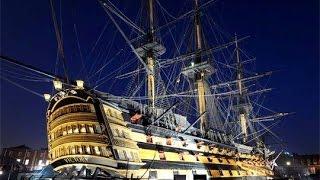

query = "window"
25;159;29;165
94;146;100;155
67;126;72;134
80;125;86;133
74;125;79;133
62;127;67;135
89;125;94;134
72;147;76;154
95;125;102;134
86;146;91;154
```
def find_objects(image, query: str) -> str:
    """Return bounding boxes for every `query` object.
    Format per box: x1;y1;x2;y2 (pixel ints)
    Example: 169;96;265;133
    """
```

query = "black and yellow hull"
46;89;273;179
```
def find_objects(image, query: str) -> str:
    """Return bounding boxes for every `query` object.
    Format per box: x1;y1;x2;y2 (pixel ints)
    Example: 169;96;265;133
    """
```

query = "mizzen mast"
234;34;251;143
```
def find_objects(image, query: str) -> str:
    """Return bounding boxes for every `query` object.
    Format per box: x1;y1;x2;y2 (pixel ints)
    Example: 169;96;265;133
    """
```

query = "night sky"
1;0;319;154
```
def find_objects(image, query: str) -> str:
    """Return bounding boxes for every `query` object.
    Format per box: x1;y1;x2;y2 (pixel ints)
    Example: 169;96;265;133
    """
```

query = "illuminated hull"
46;89;273;179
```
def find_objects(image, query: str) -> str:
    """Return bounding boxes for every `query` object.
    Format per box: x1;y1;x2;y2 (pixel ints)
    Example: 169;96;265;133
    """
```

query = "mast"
130;0;165;119
146;0;156;111
182;0;214;135
194;0;206;134
235;34;248;143
194;0;202;63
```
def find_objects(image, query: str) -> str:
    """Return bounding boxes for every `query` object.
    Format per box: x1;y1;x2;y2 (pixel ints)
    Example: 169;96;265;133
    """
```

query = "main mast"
194;0;206;134
182;0;214;135
147;0;156;111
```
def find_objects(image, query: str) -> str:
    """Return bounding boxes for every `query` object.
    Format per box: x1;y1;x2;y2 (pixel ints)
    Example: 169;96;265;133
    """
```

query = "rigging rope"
0;76;44;98
49;0;69;83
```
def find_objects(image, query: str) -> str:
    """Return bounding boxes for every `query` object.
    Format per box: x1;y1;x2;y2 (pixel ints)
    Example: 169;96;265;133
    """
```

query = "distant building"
0;145;48;178
293;154;320;175
275;152;320;179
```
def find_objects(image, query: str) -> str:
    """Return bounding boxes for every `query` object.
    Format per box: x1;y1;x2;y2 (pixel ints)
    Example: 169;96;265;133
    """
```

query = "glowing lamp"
0;170;3;175
76;80;84;89
53;79;62;90
191;62;195;66
44;94;51;102
286;161;291;166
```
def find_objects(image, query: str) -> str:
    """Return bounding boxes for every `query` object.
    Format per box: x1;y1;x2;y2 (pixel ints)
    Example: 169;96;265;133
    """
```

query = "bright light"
43;94;51;101
76;80;84;89
0;170;3;175
86;146;91;153
38;160;43;166
286;161;291;166
53;79;63;90
191;62;195;66
17;158;21;162
25;159;29;165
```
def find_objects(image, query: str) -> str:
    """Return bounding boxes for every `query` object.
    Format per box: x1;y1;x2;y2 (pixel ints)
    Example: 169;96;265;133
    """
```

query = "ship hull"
46;89;273;179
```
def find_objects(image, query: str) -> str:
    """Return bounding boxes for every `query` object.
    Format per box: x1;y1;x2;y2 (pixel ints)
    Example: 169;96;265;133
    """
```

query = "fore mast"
182;0;214;135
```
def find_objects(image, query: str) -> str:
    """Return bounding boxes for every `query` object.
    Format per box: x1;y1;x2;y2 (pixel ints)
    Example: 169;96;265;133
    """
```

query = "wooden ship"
1;0;290;179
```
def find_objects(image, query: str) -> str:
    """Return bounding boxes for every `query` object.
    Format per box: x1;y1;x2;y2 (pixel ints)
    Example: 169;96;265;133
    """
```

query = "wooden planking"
222;170;231;177
210;170;221;177
164;152;181;161
183;154;197;162
198;156;209;163
139;149;160;160
231;170;240;177
228;159;237;165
